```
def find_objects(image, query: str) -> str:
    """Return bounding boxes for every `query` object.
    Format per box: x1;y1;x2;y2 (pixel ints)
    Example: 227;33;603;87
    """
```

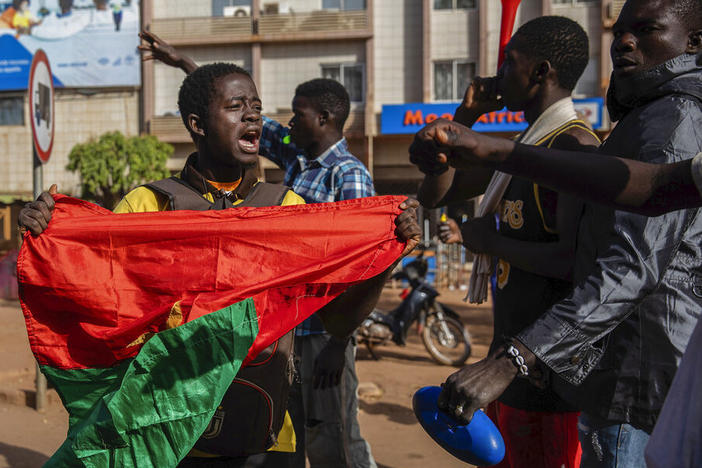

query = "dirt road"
0;288;494;468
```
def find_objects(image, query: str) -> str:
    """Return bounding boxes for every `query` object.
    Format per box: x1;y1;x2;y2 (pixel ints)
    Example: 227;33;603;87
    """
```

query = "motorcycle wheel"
421;304;471;366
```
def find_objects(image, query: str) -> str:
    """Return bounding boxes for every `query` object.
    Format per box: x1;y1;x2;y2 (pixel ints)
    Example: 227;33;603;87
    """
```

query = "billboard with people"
0;0;141;91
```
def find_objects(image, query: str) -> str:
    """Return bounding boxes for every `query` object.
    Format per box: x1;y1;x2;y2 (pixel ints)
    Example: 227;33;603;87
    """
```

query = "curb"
0;371;62;410
0;386;62;409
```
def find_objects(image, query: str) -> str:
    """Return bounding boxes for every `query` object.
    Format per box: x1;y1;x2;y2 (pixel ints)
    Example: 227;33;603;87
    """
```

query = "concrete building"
0;0;626;205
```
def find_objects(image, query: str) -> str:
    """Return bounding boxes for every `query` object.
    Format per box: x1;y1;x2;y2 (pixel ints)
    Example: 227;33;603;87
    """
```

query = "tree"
66;131;173;209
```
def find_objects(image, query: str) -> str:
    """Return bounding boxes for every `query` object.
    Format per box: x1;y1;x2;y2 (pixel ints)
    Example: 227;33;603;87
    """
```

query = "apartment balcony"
258;10;370;42
149;16;251;46
150;10;371;47
150;109;366;144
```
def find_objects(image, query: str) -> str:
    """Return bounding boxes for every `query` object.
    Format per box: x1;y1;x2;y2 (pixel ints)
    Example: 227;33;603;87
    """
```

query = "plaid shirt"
260;116;375;335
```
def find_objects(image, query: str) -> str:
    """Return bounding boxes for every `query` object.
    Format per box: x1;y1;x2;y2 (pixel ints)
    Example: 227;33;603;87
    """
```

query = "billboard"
381;98;605;135
0;0;141;91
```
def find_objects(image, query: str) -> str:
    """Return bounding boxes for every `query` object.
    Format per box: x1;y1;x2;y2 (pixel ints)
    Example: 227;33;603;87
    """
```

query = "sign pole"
29;49;54;413
32;149;47;413
32;149;42;199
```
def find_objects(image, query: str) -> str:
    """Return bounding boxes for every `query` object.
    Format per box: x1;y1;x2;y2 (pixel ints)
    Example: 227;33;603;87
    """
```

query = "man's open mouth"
239;130;260;153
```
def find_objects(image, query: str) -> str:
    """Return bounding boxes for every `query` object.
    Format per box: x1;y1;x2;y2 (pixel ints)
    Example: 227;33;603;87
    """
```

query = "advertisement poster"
0;0;141;91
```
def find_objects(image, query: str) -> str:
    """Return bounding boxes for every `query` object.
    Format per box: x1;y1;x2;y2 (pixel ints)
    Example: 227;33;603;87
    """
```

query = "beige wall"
153;0;211;19
430;9;479;62
260;42;365;112
154;45;251;116
0;90;139;198
373;0;424;113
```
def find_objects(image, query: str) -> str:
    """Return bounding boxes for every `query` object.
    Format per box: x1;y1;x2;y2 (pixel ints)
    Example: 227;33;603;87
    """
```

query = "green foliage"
66;132;173;209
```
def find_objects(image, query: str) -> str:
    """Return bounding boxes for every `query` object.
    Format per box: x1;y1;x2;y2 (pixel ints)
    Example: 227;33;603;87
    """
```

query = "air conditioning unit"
223;5;251;17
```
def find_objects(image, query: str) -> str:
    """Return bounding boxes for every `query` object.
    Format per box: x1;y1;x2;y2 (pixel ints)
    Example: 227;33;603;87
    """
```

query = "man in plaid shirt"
258;78;376;468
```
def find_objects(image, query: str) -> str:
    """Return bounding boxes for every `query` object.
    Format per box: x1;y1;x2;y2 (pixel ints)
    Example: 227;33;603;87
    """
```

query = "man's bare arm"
501;144;700;215
411;119;702;215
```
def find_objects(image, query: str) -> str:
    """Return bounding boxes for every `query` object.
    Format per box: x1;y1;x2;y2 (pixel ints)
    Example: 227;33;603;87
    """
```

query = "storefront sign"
381;98;604;134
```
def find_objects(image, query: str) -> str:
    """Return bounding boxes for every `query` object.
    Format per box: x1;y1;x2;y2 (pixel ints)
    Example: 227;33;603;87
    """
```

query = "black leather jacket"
518;53;702;433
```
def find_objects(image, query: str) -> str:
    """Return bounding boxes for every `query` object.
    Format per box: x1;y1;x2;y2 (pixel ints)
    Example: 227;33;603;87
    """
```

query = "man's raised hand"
454;77;503;126
138;30;197;73
19;184;58;236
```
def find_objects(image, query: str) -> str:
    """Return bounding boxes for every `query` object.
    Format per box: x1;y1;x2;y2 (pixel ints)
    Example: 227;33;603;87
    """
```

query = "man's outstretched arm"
501;144;699;216
411;119;702;215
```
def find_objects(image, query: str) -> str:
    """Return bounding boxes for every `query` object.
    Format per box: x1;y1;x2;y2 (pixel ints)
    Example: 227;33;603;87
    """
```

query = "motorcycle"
358;251;472;366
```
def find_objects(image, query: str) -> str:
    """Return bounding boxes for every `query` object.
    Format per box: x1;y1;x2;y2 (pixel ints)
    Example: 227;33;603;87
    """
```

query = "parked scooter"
358;251;471;366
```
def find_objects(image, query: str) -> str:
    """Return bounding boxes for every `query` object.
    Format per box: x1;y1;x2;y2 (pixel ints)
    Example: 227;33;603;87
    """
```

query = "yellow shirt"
114;183;304;213
113;181;304;454
11;10;33;29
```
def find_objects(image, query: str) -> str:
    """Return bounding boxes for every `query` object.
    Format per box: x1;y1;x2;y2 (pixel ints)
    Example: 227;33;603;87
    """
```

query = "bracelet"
505;343;529;377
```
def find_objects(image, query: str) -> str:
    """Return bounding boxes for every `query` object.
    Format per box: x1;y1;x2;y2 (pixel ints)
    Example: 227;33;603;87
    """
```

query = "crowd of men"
18;0;702;466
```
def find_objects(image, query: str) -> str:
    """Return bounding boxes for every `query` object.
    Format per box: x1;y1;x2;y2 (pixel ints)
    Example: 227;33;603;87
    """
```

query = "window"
434;60;475;101
434;0;475;10
321;63;365;102
322;0;366;11
0;97;23;126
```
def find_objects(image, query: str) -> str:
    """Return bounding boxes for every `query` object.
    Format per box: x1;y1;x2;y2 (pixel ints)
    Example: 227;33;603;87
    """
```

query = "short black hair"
670;0;702;29
294;78;350;131
511;16;589;91
177;62;251;137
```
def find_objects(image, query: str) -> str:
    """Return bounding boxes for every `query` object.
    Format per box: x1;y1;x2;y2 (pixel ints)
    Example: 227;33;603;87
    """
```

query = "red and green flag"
18;194;406;467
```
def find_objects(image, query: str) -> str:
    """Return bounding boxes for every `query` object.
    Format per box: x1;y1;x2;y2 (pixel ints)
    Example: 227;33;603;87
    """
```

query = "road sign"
28;49;55;164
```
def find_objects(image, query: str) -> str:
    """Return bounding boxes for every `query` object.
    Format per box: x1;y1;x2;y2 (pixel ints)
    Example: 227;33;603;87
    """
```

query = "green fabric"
43;361;133;429
42;298;259;468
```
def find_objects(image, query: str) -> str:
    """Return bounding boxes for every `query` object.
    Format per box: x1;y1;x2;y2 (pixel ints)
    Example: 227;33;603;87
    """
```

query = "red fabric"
498;0;521;69
18;194;405;370
483;401;581;468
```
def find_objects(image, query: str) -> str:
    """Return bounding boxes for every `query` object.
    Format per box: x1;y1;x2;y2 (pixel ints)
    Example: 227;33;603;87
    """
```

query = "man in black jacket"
410;0;702;466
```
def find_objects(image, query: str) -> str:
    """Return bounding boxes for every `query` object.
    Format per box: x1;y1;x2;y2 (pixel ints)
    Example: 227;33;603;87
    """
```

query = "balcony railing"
150;10;370;46
150;16;252;46
150;115;191;143
150;110;365;144
258;10;370;40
